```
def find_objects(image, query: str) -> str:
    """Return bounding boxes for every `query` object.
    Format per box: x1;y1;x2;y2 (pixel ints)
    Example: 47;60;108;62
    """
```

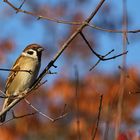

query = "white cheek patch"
22;49;37;59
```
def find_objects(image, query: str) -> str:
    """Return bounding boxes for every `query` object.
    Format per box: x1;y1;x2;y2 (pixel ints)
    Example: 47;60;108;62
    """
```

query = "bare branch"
80;32;101;57
115;0;127;139
0;68;32;74
16;0;26;13
101;51;128;61
74;66;81;140
3;0;140;34
80;31;128;71
129;91;140;94
33;79;48;90
91;94;103;140
24;99;68;122
89;49;115;71
3;0;81;25
0;91;27;117
89;59;101;71
0;89;6;97
80;31;128;61
0;110;37;126
88;24;140;33
24;99;54;121
0;90;18;100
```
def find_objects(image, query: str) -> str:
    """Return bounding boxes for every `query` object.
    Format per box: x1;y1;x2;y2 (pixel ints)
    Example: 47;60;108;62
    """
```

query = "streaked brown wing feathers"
5;58;21;92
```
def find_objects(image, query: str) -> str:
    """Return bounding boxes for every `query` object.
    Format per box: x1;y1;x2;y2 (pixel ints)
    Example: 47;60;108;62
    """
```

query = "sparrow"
0;44;44;122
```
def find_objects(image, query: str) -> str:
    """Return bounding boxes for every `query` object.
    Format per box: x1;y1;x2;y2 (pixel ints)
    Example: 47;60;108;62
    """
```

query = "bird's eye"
27;51;34;55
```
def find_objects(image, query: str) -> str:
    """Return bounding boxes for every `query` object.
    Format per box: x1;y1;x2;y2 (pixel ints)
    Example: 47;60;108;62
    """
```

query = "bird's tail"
0;112;7;122
0;98;9;123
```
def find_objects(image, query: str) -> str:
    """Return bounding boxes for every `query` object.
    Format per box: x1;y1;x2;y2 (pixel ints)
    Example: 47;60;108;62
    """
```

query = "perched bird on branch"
0;44;44;122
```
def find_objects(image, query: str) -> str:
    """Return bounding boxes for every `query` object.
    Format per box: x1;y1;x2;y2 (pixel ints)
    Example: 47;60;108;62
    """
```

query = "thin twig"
3;0;81;25
115;0;127;139
89;49;115;71
80;30;127;71
80;32;101;57
90;59;101;71
0;89;27;100
33;70;57;90
0;89;6;97
80;31;128;61
24;99;54;121
0;95;18;100
33;79;48;90
129;91;140;94
0;89;18;99
24;99;68;122
3;0;140;34
0;68;32;74
91;94;103;140
75;66;80;140
88;24;140;33
0;111;37;126
16;0;26;13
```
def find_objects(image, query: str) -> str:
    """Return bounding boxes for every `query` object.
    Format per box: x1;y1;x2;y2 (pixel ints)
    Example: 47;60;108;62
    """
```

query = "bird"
0;44;44;122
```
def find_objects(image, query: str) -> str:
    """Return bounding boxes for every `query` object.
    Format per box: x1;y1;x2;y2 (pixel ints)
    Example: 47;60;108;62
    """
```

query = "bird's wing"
5;57;21;93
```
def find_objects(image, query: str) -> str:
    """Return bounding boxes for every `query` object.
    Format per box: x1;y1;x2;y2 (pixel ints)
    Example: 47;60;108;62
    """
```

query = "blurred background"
0;0;140;140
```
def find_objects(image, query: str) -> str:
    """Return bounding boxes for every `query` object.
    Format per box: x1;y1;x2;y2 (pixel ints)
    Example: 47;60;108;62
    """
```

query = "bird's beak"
38;47;44;52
